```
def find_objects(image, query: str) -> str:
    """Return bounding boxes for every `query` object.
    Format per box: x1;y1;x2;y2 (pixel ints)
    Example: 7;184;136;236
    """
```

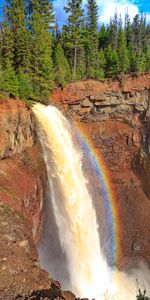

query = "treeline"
0;0;150;103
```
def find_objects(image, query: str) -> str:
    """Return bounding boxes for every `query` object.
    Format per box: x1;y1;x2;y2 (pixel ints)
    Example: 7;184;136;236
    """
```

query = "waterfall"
33;103;150;300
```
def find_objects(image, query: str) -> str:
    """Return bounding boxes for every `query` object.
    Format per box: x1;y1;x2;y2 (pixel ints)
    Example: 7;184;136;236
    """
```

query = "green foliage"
54;42;71;87
0;1;150;101
105;45;119;77
86;0;99;78
1;63;19;97
98;49;106;79
132;51;147;72
62;0;84;79
117;28;130;74
18;69;33;100
76;47;86;79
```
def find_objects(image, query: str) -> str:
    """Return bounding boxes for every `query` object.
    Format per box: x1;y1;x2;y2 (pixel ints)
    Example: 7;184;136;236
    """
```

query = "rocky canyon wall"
0;73;150;298
50;73;150;269
0;99;66;300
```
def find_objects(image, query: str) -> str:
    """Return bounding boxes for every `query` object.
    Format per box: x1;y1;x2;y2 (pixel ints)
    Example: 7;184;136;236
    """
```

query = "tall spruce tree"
108;11;118;49
1;18;14;68
105;45;119;77
29;0;54;101
86;0;99;78
54;42;71;87
4;0;31;72
99;24;109;49
62;0;84;79
117;27;130;74
39;0;55;30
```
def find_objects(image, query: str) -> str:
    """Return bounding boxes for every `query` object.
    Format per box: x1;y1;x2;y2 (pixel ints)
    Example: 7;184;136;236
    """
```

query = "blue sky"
53;0;150;26
0;0;150;25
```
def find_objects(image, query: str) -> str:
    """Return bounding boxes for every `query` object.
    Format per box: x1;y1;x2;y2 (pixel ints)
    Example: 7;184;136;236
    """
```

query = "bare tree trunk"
73;47;77;80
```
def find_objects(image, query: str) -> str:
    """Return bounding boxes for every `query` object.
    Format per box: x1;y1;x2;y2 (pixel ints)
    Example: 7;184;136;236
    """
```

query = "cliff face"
0;99;46;241
50;74;150;269
0;99;56;299
0;74;150;298
0;99;35;159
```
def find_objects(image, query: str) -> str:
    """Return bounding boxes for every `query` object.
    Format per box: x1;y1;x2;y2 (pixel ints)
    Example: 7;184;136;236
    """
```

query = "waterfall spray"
33;103;150;300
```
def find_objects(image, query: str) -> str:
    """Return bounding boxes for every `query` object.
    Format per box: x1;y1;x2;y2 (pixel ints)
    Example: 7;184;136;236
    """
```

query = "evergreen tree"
5;0;30;72
76;46;86;79
146;45;150;71
105;45;119;77
132;50;147;73
39;0;55;30
1;10;14;68
99;24;109;49
54;42;71;87
63;0;84;79
98;48;106;79
108;11;118;49
86;0;99;78
1;62;19;96
18;69;33;99
140;13;146;52
117;28;130;74
132;14;141;52
29;0;54;101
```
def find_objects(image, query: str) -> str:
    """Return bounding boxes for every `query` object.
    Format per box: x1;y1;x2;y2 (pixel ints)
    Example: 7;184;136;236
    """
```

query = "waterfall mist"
33;103;150;300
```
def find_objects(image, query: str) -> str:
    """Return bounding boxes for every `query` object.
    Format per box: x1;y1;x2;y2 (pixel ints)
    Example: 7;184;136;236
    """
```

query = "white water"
33;103;150;300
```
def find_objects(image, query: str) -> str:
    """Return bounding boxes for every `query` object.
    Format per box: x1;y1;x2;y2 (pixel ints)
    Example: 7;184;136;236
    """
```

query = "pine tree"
132;14;141;52
117;28;130;74
140;13;146;52
1;62;19;96
132;50;147;73
86;0;99;78
39;0;55;30
99;24;109;49
5;0;31;73
76;46;86;79
1;10;14;68
54;42;71;87
63;0;84;79
29;0;54;101
108;11;118;49
18;69;33;99
146;45;150;71
98;48;106;79
105;45;119;77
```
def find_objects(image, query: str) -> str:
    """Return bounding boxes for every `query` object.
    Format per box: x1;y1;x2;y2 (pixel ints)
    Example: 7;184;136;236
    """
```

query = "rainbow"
74;122;121;268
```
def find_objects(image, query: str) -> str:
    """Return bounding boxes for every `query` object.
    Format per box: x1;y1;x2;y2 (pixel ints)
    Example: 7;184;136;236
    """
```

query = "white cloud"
146;13;150;23
53;0;150;27
98;0;139;24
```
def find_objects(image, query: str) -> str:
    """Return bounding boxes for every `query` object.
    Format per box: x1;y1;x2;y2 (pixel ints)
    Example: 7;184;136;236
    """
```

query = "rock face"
78;121;150;269
0;99;54;299
50;74;150;269
0;99;35;159
0;99;76;300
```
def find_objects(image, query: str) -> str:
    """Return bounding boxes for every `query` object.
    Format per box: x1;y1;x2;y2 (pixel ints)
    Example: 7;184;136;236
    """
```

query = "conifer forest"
0;0;150;102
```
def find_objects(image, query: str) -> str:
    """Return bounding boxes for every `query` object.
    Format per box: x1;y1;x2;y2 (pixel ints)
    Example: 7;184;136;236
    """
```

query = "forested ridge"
0;0;150;103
